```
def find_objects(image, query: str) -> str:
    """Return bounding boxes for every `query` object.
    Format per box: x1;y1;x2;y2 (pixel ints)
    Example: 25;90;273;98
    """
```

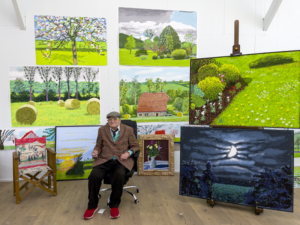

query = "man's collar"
110;124;120;132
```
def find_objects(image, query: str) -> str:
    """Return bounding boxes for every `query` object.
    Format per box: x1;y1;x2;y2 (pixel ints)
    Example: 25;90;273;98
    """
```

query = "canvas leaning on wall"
119;8;197;67
189;51;300;128
180;126;294;212
55;126;101;180
9;66;100;127
34;15;107;66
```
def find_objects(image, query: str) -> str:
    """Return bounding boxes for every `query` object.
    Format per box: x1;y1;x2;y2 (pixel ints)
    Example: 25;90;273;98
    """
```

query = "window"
139;114;142;116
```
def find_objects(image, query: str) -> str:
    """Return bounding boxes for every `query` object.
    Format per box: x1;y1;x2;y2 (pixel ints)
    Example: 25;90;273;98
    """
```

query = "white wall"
1;0;300;181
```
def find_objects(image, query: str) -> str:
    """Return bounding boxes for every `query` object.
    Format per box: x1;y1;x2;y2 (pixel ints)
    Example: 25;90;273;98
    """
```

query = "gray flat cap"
106;111;121;119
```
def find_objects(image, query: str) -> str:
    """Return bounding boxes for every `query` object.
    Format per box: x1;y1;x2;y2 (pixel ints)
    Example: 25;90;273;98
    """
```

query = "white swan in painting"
228;146;237;158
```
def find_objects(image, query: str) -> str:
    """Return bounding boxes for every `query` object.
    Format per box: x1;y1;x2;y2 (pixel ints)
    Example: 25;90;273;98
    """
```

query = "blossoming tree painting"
34;15;107;66
189;51;300;128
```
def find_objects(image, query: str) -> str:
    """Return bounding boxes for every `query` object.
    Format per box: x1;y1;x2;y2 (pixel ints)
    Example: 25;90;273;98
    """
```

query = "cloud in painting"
119;8;173;23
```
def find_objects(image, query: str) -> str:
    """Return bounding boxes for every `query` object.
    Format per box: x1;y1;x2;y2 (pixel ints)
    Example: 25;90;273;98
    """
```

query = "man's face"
107;117;121;129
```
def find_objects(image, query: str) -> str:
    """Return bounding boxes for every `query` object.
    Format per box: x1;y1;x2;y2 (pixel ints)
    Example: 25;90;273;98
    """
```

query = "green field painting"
119;8;197;67
10;66;100;127
190;51;300;128
35;15;107;66
119;66;189;123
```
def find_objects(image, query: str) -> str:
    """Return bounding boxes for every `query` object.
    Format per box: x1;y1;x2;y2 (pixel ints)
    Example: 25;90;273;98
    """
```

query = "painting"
137;122;188;142
34;15;107;65
138;134;174;176
120;66;189;123
294;129;300;158
119;8;197;67
189;51;300;128
295;167;300;188
55;125;101;180
15;131;46;164
0;127;55;150
9;66;100;127
180;127;294;212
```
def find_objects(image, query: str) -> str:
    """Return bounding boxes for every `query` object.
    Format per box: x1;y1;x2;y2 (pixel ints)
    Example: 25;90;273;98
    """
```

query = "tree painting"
0;129;15;150
119;8;197;67
9;66;100;127
180;127;294;212
119;66;189;123
189;51;300;128
34;15;107;66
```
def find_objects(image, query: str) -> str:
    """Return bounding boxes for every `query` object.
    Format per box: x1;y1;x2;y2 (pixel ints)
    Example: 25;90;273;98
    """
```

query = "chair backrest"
121;120;139;172
15;131;46;166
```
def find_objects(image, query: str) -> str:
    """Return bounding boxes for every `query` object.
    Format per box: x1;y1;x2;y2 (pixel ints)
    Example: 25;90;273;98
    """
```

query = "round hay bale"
177;112;183;117
16;104;38;125
57;100;65;107
39;103;42;105
27;101;36;107
49;101;53;105
86;98;100;115
65;99;80;110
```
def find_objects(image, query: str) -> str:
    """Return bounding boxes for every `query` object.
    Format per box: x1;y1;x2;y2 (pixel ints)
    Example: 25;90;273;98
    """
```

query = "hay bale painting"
57;100;65;107
9;66;100;127
65;99;81;110
86;98;100;115
27;101;36;106
16;104;38;125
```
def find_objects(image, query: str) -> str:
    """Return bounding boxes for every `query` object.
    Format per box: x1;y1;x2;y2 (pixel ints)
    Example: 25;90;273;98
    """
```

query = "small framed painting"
138;134;174;176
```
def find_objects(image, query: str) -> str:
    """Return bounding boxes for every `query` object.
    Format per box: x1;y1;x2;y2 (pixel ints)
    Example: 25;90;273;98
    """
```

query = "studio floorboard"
0;174;299;225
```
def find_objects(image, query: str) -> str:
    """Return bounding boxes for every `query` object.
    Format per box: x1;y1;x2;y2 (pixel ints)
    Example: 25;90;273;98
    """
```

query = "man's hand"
120;152;131;161
91;150;99;159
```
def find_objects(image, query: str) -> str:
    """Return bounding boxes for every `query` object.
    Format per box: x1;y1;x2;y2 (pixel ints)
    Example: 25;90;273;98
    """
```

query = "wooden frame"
138;134;174;176
13;148;57;204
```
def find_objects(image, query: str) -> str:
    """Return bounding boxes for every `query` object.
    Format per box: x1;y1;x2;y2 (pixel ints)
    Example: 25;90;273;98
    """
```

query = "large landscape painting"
119;8;197;67
189;51;300;128
180;127;294;212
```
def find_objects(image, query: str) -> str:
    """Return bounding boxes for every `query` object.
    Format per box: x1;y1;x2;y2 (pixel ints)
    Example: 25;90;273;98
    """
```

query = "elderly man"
83;111;139;220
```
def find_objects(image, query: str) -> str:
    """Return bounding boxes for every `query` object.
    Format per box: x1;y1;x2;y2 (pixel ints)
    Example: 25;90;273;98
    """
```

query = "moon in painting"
228;146;237;158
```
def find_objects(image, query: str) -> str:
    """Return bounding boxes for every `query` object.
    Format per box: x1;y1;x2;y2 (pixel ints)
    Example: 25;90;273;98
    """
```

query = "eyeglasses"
107;118;119;122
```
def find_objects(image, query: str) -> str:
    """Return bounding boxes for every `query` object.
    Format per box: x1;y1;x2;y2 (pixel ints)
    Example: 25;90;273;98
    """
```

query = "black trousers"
88;159;128;209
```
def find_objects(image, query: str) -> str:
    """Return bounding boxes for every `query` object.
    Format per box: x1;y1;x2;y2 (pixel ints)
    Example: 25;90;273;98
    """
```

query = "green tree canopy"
159;25;181;51
125;35;136;54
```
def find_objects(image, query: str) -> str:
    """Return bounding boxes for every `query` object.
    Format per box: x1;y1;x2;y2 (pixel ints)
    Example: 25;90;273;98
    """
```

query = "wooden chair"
13;143;57;203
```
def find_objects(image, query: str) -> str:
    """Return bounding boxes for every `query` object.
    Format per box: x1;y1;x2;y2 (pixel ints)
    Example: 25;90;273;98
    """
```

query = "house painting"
137;92;171;117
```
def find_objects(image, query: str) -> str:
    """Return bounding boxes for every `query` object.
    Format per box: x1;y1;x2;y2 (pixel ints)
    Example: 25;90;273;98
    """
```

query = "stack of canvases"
118;8;197;173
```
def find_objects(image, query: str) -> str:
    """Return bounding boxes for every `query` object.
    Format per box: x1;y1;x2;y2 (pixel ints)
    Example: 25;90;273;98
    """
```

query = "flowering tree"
52;67;63;100
23;67;36;101
34;16;107;65
37;67;52;101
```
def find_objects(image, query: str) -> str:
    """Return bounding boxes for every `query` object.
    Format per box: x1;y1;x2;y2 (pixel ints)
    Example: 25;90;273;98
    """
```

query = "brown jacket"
92;123;139;171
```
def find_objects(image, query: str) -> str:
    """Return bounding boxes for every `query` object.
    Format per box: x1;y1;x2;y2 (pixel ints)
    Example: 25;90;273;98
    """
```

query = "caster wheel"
135;199;139;204
136;189;139;193
255;212;260;215
211;205;214;208
98;194;101;199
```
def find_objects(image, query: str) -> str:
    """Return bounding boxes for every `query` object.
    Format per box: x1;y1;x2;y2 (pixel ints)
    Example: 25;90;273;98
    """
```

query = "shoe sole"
110;213;120;219
83;206;99;220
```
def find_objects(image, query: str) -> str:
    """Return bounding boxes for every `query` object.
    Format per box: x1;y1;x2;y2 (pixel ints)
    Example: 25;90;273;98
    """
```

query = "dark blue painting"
180;127;294;212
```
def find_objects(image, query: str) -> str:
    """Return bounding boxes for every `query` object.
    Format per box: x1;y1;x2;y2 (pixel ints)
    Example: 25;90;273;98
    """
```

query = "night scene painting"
180;127;294;212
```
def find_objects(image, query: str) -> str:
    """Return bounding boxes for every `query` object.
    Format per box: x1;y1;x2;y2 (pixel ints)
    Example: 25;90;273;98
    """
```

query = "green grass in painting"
119;48;192;67
35;40;107;66
210;52;300;128
129;115;189;123
56;160;93;180
46;141;55;148
295;167;300;174
213;183;252;204
174;137;180;142
295;153;300;158
3;146;15;150
11;101;100;127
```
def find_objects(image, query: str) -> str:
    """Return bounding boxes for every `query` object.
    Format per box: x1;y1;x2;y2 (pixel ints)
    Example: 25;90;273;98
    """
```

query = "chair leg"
13;163;16;196
48;174;51;189
123;189;139;203
52;171;57;196
13;172;20;204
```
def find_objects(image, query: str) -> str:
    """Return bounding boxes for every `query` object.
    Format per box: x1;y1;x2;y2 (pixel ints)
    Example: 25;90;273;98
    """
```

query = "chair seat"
19;163;51;175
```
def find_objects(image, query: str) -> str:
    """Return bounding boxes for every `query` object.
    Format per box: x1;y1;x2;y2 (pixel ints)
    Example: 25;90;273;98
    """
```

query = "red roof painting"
137;92;171;113
15;131;46;146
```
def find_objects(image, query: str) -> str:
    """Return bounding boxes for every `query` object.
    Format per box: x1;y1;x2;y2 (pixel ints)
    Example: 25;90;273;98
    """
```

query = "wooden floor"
0;174;300;225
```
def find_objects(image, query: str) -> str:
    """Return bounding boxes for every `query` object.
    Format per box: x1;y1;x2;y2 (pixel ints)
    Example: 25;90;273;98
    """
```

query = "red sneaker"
83;206;98;220
110;207;120;219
